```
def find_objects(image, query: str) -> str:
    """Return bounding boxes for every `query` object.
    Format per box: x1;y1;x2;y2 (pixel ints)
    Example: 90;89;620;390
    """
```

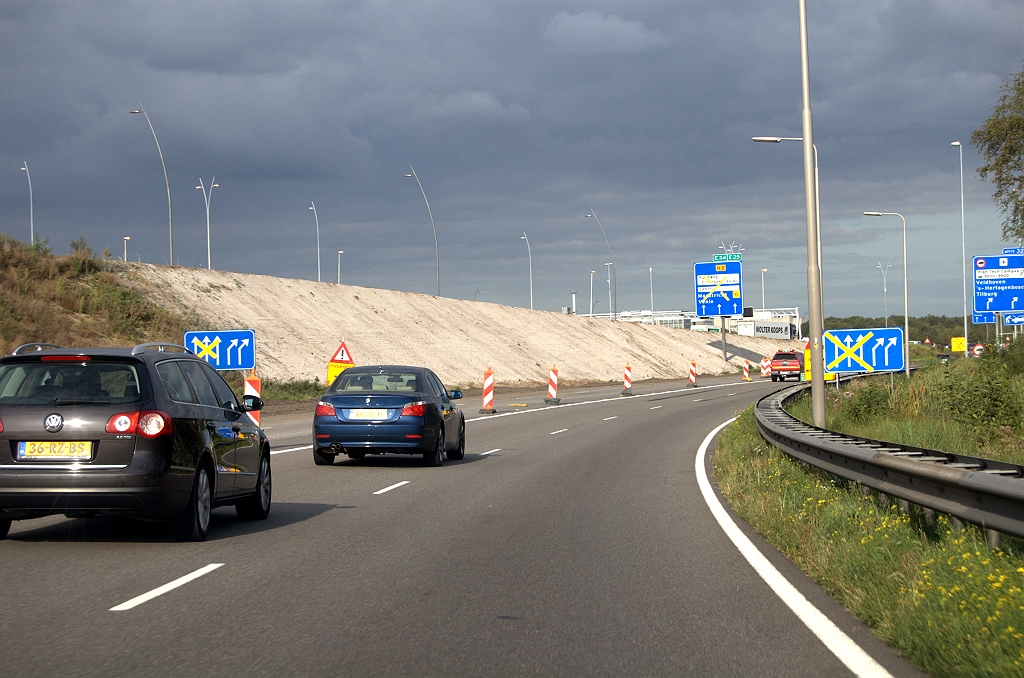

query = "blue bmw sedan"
312;365;465;466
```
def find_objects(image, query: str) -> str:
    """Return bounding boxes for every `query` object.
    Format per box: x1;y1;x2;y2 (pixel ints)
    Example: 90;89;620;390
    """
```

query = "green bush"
940;364;1024;432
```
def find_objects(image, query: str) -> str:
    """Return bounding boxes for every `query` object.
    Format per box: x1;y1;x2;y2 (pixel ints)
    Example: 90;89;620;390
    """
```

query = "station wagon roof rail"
10;343;65;355
131;342;193;355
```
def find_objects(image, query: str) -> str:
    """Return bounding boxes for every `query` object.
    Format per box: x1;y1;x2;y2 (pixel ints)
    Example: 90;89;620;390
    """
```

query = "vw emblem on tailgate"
44;413;64;433
365;397;371;404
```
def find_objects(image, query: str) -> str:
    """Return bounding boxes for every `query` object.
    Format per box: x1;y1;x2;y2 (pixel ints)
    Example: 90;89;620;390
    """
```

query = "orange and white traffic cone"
743;359;751;382
479;367;496;414
689;360;697;387
244;369;262;426
621;363;633;396
544;364;561;404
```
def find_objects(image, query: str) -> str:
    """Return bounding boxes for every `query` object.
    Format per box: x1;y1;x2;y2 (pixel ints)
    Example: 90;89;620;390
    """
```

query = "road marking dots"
110;563;223;611
481;449;500;455
603;416;617;421
270;444;313;455
550;429;568;435
650;406;662;410
373;481;410;495
695;420;893;678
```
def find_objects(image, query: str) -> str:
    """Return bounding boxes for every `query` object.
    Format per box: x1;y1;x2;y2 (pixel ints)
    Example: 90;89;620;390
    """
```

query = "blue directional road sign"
823;327;905;374
973;311;996;324
1004;312;1024;326
694;261;743;317
1003;247;1024;255
974;255;1024;313
184;329;256;370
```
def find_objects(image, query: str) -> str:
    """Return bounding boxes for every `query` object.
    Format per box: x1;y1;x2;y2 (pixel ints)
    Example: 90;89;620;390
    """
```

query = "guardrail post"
986;529;1001;550
897;498;910;514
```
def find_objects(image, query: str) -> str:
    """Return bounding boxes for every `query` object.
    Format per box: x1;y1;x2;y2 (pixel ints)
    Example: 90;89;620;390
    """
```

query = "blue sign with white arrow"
974;255;1024;313
823;327;905;374
184;329;256;370
973;311;996;324
694;260;743;317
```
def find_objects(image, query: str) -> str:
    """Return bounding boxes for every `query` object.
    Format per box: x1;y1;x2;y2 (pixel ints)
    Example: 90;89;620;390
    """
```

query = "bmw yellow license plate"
17;441;93;460
349;409;388;420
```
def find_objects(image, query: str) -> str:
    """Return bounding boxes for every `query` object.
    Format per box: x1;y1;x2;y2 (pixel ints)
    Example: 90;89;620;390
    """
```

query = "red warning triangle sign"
331;341;354;364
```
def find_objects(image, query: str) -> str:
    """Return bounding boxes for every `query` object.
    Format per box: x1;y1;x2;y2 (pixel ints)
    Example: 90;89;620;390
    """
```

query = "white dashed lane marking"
270;445;313;455
603;416;617;421
650;406;662;410
550;429;568;435
481;449;500;455
110;564;224;611
373;481;410;495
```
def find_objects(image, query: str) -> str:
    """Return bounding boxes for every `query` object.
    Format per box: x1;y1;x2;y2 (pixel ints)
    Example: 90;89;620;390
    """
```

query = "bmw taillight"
400;401;427;417
105;410;171;438
315;401;336;416
0;416;4;433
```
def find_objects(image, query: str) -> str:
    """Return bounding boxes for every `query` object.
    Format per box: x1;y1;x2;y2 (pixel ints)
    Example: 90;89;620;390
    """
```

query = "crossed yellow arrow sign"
825;331;874;372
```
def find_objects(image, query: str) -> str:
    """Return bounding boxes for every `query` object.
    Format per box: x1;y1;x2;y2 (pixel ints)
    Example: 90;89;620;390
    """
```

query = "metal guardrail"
754;382;1024;541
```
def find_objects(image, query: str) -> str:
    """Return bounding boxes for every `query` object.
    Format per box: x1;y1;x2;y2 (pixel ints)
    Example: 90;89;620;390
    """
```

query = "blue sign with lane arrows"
974;255;1024;313
973;311;996;324
184;329;256;370
823;327;904;374
694;260;743;317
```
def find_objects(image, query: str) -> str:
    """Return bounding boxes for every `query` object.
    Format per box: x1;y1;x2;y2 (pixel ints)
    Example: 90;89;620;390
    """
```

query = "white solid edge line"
110;563;224;611
464;380;755;423
270;444;313;455
695;419;893;678
481;449;500;455
603;416;617;421
373;480;410;495
550;428;568;435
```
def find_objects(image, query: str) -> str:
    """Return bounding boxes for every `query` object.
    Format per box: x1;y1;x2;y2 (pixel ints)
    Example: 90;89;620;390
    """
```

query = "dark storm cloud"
1;1;1021;313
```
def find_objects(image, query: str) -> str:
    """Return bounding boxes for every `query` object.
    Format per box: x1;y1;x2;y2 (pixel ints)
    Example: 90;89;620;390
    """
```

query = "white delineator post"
621;364;633;396
545;364;561;404
689;360;697;387
479;367;496;414
743;359;751;382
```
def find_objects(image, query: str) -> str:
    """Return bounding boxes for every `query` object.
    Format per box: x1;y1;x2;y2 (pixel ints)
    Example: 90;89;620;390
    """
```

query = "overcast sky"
2;1;1022;319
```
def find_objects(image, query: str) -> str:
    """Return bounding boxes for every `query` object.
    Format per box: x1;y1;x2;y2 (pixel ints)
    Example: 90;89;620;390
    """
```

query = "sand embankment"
124;264;804;387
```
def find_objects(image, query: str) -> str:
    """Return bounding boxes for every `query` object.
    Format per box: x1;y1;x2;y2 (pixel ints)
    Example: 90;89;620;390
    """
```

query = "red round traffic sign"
973;344;984;357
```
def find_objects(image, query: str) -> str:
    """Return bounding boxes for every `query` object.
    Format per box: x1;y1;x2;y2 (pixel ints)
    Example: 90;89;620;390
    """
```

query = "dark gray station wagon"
0;342;270;541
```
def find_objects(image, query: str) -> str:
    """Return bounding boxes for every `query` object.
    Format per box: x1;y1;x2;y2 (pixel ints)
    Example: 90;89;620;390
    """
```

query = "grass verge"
714;407;1024;677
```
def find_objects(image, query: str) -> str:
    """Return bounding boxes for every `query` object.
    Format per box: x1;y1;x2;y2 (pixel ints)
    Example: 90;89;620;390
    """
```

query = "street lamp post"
761;268;768;310
865;212;911;377
585;210;616;320
952;141;969;357
589;270;596;316
521;232;533;310
403;165;440;296
877;262;891;327
604;263;613;319
337;250;344;284
309;202;321;282
649;267;654;313
196;178;219;270
129;100;173;265
20;162;33;244
123;236;131;262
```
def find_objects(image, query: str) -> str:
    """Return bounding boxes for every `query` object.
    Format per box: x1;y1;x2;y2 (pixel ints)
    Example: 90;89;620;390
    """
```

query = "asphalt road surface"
1;377;927;677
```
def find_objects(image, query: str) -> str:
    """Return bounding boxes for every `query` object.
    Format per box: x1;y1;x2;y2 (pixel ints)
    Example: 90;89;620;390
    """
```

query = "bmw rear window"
331;371;421;392
0;360;146;406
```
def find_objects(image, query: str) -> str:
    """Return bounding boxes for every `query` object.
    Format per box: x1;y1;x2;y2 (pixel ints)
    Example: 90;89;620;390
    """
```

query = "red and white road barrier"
689;360;697;387
621;363;633;396
244;370;261;426
742;359;751;382
760;357;772;378
479;367;496;414
545;364;561;404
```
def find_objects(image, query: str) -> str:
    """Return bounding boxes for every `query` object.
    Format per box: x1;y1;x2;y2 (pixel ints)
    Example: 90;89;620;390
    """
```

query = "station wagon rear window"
331;371;421;392
0;361;145;405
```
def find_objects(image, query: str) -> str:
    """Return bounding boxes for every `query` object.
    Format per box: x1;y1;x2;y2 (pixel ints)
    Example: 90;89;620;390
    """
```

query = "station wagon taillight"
401;402;427;417
315;401;336;416
0;416;4;433
105;410;171;438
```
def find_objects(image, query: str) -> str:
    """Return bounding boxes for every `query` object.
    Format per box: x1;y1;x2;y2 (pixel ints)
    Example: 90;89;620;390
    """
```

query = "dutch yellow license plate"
18;441;93;460
349;409;388;420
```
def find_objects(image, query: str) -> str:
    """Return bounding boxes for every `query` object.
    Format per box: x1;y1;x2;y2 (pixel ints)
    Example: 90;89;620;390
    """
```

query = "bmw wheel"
424;428;444;467
313;448;336;466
